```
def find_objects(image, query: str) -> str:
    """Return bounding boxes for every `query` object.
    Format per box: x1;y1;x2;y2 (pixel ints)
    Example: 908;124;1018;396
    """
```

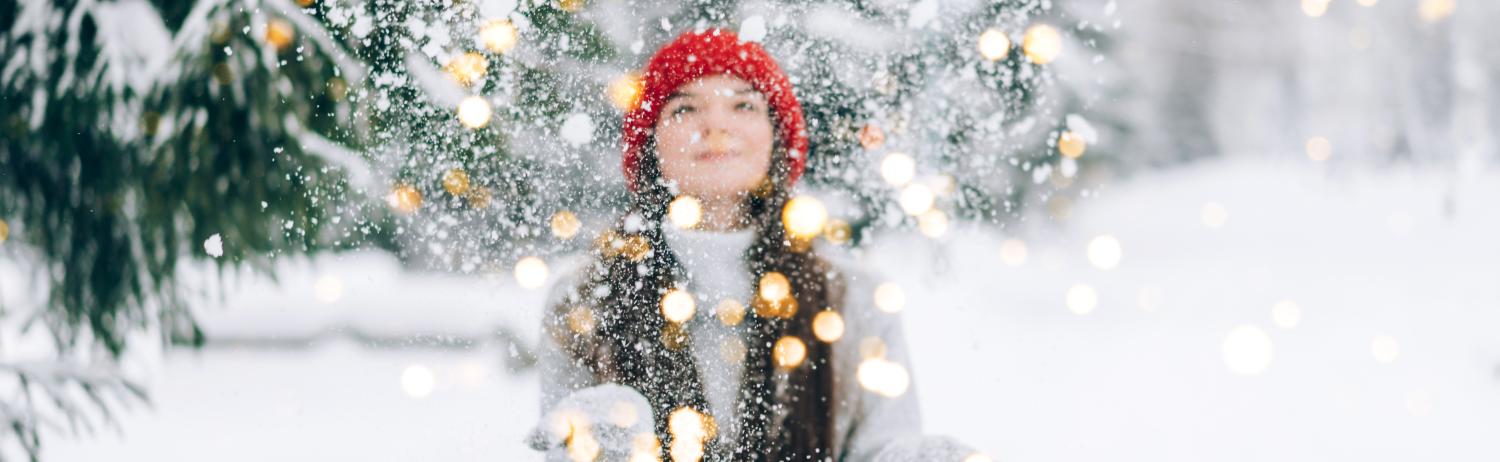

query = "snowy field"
52;158;1500;461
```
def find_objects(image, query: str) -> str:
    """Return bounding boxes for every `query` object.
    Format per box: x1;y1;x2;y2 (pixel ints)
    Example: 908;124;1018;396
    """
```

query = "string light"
479;20;518;54
609;73;644;111
458;96;493;129
782;195;828;240
660;288;696;324
445;52;488;86
977;28;1011;61
773;336;807;368
1058;131;1087;158
715;299;746;326
514;256;549;289
388;184;423;214
880;152;916;186
873;282;905;313
1022;24;1062;64
668;407;716;445
669;195;703;229
898;183;935;215
442;168;471;196
550;210;582;239
813;311;845;343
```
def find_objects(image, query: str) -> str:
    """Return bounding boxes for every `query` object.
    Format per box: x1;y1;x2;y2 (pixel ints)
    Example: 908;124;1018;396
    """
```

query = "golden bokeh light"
265;18;295;51
1222;325;1274;376
1371;334;1400;363
660;322;688;350
857;358;910;398
1066;283;1097;315
1271;300;1301;329
388;184;423;214
782;196;829;240
514;256;550;289
1302;0;1330;17
620;234;651;262
1201;202;1229;228
758;272;791;301
458;96;493;129
669;195;703;229
465;186;492;209
442;168;471;196
880;152;916;186
668;407;715;443
719;337;747;364
898;183;935;215
977;28;1011;61
1087;234;1122;270
999;238;1027;266
550;210;582;239
812;310;846;343
566;306;596;335
859;337;887;359
609;73;644;111
773;336;808;369
1305;136;1332;162
1022;24;1062;64
1418;0;1455;22
858;123;886;150
445;52;488;86
823;219;852;245
715;299;746;326
479;20;519;54
610;400;639;427
917;209;949;238
0;218;9;244
660;288;696;324
873;282;906;313
1058;131;1087;158
566;423;601;462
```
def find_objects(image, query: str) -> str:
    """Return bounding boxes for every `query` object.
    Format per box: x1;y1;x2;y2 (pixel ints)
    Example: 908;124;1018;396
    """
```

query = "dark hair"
557;124;843;460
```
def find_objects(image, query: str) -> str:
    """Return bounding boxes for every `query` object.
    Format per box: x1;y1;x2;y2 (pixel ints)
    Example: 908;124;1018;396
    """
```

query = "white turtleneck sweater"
536;226;923;460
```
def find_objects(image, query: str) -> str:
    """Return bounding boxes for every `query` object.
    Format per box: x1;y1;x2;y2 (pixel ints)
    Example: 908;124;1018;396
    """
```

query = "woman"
530;29;977;461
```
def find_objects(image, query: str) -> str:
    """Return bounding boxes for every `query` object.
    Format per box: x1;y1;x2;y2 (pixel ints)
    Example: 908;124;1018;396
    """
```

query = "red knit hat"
621;28;808;192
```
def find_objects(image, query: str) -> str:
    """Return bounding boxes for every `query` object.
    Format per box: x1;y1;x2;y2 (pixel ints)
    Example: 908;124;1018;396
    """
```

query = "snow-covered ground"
51;158;1500;461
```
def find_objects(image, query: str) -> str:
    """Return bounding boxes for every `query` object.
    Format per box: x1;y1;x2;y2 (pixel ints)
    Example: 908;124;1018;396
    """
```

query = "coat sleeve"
536;269;601;417
832;266;925;461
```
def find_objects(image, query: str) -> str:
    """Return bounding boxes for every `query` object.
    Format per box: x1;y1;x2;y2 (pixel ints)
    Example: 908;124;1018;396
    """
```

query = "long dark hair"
557;130;844;460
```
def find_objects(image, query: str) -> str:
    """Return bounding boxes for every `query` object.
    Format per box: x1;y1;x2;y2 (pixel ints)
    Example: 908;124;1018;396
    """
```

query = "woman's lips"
696;150;734;161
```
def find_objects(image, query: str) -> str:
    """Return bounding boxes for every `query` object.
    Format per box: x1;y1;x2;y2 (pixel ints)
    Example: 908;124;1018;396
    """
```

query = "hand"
527;384;659;461
871;435;989;462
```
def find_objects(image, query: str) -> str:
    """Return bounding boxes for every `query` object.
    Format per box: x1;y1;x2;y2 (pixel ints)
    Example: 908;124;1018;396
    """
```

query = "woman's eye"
736;102;759;112
671;105;695;115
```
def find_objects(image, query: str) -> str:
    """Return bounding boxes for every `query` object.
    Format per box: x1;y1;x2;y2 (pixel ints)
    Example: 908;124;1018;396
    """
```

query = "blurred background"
2;0;1497;460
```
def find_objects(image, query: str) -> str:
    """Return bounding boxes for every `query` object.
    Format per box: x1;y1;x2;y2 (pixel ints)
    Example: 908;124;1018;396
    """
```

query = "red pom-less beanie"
621;28;808;192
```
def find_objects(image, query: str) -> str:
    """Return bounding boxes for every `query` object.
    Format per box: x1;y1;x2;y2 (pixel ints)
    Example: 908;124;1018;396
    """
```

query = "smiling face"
653;74;776;199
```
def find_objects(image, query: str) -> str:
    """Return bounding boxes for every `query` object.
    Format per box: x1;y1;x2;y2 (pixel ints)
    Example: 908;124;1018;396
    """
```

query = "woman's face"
653;74;775;199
